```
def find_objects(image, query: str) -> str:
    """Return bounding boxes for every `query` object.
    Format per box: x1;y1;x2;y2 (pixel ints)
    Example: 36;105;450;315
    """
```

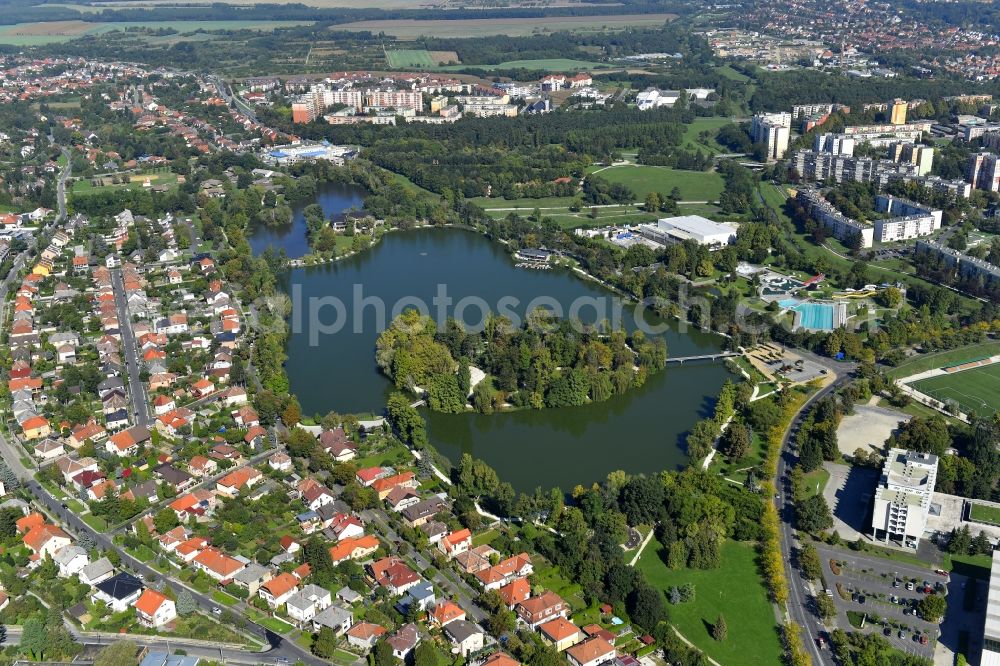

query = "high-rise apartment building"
751;113;791;161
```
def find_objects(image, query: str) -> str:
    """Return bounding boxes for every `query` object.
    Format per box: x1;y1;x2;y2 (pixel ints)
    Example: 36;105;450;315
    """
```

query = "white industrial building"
982;551;1000;666
870;448;938;549
635;88;680;110
637;215;737;248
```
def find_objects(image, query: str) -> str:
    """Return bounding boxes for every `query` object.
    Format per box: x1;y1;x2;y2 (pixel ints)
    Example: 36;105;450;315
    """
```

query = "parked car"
906;581;915;591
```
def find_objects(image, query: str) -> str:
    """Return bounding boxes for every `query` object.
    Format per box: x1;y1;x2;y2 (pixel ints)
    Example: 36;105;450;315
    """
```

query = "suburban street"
360;508;489;623
110;266;151;428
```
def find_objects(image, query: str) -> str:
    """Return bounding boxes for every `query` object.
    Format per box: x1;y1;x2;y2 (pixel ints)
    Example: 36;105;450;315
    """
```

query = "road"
360;509;488;623
1;625;268;663
774;355;855;665
110;266;151;428
56;147;71;223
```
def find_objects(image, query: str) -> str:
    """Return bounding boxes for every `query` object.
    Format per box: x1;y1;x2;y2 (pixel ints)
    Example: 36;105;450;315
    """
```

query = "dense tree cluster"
377;309;667;413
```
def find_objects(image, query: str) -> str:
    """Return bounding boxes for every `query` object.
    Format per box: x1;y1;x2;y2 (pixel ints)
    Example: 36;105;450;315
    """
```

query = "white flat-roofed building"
982;551;1000;666
871;448;938;548
637;215;737;248
636;88;680;110
752;113;791;160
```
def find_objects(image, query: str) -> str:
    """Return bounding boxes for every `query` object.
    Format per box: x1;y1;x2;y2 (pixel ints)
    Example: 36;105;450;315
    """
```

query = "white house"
286;584;332;625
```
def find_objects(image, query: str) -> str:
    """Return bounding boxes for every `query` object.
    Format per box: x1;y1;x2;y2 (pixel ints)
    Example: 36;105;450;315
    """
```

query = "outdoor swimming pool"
780;299;836;331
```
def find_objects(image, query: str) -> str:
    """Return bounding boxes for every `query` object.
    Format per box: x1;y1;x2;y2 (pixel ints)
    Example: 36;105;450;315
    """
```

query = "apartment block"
813;133;855;156
967;152;1000;192
888;142;934;176
872;195;942;242
796;188;874;248
870;449;938;548
752;112;791;161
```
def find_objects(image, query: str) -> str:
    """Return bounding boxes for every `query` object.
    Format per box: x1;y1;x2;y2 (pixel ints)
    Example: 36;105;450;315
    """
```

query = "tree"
153;507;179;534
94;640;138;666
712;614;728;641
722;422;751;460
413;641;439;666
817;593;836;620
799;543;822;581
282;397;302;426
627;582;667;631
20;617;47;660
313;626;338;658
796;495;833;533
644;192;661;213
917;593;946;622
370;639;394;666
176;590;196;616
947;525;972;555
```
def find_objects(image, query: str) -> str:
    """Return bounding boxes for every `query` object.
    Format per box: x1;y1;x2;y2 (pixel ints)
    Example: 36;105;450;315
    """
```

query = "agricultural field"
969;503;1000;527
438;57;608;72
385;48;459;68
336;13;676;39
588;164;726;202
911;362;1000;416
0;19;313;45
637;539;783;666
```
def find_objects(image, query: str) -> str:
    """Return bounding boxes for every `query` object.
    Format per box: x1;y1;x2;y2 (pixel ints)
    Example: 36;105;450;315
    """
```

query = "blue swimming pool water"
778;298;799;308
792;302;834;330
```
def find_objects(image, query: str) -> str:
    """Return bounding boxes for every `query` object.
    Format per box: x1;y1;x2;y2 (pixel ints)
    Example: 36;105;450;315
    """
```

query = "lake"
257;225;732;492
248;181;366;259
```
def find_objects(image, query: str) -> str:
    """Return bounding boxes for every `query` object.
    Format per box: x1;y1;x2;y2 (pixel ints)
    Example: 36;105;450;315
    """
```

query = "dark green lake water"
259;224;732;492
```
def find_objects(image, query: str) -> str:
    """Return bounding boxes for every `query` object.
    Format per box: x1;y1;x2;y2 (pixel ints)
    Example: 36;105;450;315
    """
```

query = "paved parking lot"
817;544;942;660
822;462;878;542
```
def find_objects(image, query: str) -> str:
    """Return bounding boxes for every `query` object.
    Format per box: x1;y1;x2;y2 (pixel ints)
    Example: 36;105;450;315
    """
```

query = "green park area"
72;169;180;195
637;539;782;665
969;503;1000;527
911;362;1000;416
681;116;733;154
588;164;725;202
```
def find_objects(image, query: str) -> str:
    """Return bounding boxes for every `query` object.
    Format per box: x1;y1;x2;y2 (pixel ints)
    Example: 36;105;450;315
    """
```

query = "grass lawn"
212;590;240;607
126;544;156;562
802;467;830;499
970;503;1000;526
636;539;782;665
66;499;85;513
910;361;1000;416
587;164;725;202
72;169;179;195
472;528;499;547
247;608;294;633
469;195;583;210
82;514;106;531
943;552;993;580
681;117;732;155
532;561;587;611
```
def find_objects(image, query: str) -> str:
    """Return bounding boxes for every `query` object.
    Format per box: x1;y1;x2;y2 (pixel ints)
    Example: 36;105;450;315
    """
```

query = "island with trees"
375;309;668;413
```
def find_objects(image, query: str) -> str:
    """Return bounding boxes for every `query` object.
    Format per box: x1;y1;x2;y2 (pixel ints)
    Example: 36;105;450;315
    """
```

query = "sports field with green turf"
385;49;435;68
911;362;1000;416
587;164;725;202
